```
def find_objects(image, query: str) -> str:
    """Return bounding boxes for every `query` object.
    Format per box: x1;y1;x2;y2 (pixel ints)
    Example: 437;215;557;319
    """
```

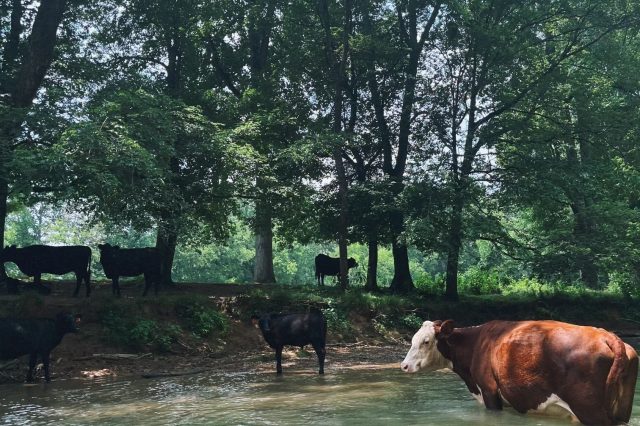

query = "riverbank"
1;280;638;383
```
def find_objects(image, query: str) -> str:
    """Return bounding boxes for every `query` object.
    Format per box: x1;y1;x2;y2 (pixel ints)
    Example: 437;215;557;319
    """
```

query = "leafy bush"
400;313;424;329
175;298;229;338
608;272;639;298
414;273;444;295
458;267;504;295
100;305;180;351
323;306;352;336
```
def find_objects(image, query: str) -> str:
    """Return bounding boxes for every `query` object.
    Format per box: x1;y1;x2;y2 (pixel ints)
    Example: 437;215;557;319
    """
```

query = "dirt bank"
1;279;639;384
0;280;408;383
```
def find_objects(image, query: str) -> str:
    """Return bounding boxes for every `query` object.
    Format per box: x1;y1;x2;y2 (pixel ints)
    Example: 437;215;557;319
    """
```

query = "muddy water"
1;366;639;426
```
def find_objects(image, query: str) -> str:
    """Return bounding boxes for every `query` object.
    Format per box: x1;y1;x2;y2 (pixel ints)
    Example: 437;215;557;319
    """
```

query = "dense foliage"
1;0;639;298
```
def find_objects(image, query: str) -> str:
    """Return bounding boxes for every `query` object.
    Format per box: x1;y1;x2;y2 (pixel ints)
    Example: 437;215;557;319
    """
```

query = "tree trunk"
364;240;378;292
389;239;413;293
388;190;413;293
335;148;350;291
317;0;353;291
253;200;276;283
155;226;177;286
444;192;464;301
0;178;7;280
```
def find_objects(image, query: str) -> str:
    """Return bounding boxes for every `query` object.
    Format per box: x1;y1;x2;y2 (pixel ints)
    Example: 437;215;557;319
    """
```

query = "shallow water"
1;365;639;426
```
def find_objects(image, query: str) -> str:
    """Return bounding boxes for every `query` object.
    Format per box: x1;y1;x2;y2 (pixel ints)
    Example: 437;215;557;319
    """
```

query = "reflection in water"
0;367;639;425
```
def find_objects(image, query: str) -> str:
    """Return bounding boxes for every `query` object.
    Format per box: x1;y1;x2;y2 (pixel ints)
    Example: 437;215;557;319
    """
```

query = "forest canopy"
1;0;639;299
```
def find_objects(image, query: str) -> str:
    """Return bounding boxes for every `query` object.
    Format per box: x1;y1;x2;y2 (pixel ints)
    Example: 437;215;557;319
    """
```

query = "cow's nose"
401;362;409;372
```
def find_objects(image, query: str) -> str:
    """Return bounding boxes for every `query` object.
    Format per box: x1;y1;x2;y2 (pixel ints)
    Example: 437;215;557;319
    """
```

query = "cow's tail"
314;257;320;285
604;331;637;423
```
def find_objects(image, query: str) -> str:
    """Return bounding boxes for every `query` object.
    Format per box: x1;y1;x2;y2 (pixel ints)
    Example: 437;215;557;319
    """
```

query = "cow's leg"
73;271;82;297
43;352;51;382
480;386;503;410
26;352;37;382
275;346;283;375
320;274;324;286
312;342;325;375
34;273;41;286
566;401;610;425
84;267;91;297
113;277;120;297
142;274;150;296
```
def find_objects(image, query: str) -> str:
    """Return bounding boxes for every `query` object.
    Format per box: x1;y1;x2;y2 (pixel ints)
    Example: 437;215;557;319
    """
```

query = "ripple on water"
1;369;640;425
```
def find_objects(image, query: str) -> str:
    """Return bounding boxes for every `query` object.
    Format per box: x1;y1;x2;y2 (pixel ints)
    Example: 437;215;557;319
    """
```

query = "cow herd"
0;306;637;425
1;245;638;425
1;244;358;295
0;244;162;297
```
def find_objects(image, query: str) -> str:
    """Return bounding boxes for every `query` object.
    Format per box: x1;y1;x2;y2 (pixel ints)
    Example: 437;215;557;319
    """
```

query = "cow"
0;312;81;382
97;244;161;297
401;319;639;425
251;308;327;375
314;254;357;286
1;245;91;297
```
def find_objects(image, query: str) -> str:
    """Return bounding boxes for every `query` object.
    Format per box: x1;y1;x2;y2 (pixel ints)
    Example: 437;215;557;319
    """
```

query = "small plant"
414;273;445;295
400;313;424;329
324;306;352;336
174;297;229;338
99;303;180;351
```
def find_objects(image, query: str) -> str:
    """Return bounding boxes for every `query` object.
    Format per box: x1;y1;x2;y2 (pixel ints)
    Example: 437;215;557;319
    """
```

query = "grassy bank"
1;283;639;357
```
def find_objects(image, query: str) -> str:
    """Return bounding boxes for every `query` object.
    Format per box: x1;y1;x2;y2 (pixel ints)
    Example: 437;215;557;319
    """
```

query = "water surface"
2;366;638;425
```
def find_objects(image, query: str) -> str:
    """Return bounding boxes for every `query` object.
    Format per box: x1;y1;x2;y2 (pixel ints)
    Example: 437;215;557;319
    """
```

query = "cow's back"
266;311;326;348
104;248;160;278
0;319;54;359
12;245;91;276
480;320;638;422
315;254;338;275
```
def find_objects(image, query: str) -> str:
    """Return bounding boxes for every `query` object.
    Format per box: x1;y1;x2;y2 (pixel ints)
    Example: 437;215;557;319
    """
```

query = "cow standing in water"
252;308;327;374
0;313;81;382
401;319;638;425
314;254;357;286
1;245;92;296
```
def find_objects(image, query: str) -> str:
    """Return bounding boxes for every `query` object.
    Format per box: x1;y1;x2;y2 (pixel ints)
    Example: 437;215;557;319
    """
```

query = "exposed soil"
2;279;639;385
0;280;408;384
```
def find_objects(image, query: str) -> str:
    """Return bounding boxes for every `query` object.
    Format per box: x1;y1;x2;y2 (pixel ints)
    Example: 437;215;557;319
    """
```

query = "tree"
361;0;442;293
418;0;637;299
52;89;240;258
497;20;640;289
0;0;73;279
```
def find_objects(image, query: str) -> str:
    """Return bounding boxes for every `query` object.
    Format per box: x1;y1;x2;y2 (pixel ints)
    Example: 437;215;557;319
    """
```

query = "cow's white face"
401;321;451;373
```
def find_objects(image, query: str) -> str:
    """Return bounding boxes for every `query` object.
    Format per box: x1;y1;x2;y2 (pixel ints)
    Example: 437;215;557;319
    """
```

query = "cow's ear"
436;320;455;339
432;320;443;326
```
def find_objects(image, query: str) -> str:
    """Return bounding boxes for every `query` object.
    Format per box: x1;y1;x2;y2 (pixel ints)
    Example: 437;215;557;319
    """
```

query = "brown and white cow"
401;320;638;425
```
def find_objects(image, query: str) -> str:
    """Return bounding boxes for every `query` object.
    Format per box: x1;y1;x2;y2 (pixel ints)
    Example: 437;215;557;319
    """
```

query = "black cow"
1;245;91;296
98;243;161;297
252;308;327;375
314;254;357;286
0;313;81;382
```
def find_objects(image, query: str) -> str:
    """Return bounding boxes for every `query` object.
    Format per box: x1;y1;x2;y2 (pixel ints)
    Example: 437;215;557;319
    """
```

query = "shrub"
324;305;352;336
99;302;180;351
458;267;504;295
175;299;228;338
608;272;639;298
414;273;444;296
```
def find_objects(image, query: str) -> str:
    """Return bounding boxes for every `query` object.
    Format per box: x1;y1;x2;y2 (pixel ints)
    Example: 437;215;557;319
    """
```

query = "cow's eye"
423;339;430;345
